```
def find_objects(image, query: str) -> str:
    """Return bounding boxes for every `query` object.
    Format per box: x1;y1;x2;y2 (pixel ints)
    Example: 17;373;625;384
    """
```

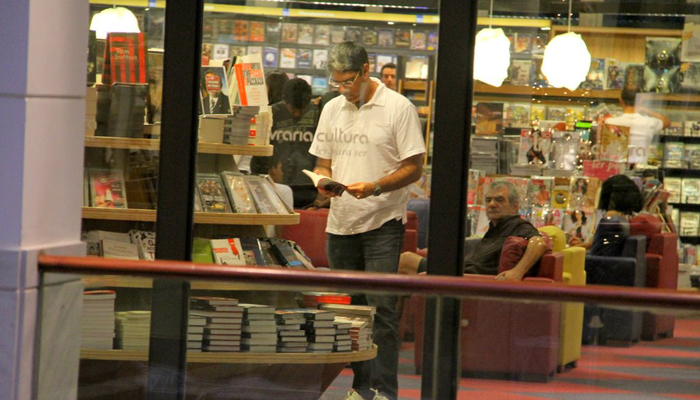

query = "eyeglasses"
328;70;361;89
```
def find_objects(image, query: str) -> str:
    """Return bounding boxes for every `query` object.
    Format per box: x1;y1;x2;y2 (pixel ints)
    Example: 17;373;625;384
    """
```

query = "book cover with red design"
103;33;148;85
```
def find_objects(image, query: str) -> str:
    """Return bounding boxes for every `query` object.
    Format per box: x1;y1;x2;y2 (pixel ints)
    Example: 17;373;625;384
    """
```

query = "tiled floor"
321;319;700;400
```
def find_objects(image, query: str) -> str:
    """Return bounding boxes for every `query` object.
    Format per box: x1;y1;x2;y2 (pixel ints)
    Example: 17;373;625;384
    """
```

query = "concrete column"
0;1;89;399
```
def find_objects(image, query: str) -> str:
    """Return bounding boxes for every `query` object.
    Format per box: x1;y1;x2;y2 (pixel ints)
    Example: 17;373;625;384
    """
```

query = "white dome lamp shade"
541;0;591;91
541;32;591;91
473;28;511;87
89;7;141;40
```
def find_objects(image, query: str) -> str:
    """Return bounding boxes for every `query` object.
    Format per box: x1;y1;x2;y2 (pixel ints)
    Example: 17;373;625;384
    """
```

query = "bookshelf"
81;346;376;363
82;207;300;225
85;136;274;156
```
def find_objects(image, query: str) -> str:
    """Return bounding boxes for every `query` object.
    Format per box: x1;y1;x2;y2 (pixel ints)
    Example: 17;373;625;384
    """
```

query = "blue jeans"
327;218;404;400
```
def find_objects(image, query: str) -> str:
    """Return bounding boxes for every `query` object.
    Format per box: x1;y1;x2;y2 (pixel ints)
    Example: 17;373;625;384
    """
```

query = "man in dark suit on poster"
200;69;231;115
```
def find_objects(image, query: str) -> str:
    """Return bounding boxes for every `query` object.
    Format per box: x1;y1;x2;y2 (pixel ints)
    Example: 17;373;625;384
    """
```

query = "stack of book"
80;290;117;350
240;303;277;352
319;304;376;351
471;137;500;174
225;107;260;145
303;309;337;353
187;314;206;351
115;311;151;351
333;318;353;352
275;310;309;353
191;296;244;352
85;86;97;136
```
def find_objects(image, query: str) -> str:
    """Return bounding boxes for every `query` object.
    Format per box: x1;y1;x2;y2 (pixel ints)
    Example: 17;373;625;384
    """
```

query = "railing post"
146;0;203;399
421;0;479;398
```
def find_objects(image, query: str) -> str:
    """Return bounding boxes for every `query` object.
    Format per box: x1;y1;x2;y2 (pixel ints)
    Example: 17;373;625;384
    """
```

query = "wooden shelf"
402;81;428;91
473;82;621;100
551;26;682;37
82;207;300;225
85;136;274;157
82;275;296;291
81;346;376;364
473;83;700;104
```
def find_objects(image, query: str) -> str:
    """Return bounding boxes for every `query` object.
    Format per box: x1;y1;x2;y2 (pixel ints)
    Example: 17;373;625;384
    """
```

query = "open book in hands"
302;169;347;196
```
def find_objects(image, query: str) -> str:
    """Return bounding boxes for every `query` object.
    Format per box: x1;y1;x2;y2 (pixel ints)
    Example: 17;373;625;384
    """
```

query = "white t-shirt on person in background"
605;113;664;165
309;79;426;235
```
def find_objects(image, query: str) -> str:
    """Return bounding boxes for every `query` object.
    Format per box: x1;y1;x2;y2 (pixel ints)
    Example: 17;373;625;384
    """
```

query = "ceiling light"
89;7;140;40
541;0;591;91
473;0;510;87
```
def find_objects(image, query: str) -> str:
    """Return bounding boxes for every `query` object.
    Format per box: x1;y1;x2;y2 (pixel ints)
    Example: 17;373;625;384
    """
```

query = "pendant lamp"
473;0;510;87
541;0;591;91
89;7;141;40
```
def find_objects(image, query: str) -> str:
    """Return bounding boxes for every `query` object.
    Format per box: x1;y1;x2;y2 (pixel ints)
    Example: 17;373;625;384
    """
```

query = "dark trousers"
326;218;405;400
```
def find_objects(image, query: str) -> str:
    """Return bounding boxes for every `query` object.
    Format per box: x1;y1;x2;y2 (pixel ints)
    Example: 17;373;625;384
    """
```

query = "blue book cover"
263;47;278;69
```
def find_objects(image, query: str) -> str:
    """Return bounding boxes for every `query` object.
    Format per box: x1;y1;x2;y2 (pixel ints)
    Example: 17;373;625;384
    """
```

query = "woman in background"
569;174;643;256
266;71;289;105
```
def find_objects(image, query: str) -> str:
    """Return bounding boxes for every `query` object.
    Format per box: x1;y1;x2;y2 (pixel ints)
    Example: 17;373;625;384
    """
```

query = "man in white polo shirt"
309;42;426;400
605;87;670;166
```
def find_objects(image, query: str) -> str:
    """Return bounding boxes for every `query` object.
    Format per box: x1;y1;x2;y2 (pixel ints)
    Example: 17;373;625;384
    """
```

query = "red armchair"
412;247;564;382
643;232;679;340
281;209;419;269
629;214;679;341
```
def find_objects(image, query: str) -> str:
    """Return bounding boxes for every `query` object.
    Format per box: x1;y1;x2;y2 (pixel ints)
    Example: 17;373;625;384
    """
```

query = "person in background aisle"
379;63;397;91
237;71;290;173
251;78;322;208
251;153;293;237
605;87;670;166
309;42;426;400
266;70;290;105
569;174;644;256
398;181;548;280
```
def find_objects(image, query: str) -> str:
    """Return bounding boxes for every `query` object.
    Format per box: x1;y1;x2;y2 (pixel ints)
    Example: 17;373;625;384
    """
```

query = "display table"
79;347;376;400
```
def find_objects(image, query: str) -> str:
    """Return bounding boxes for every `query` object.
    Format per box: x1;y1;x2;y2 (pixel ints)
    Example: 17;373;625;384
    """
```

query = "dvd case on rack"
197;174;231;213
664;177;682;204
378;29;394;47
314;25;330;45
395;29;410;47
680;212;699;236
345;27;362;43
313;49;328;70
89;169;128;208
266;22;281;43
410;30;427;50
281;23;298;43
221;172;257;213
682;178;700;204
280;48;296;69
297;49;312;69
664;142;685;168
233;20;249;43
298;24;314;44
362;28;378;47
244;176;279;214
330;26;345;44
249;21;265;42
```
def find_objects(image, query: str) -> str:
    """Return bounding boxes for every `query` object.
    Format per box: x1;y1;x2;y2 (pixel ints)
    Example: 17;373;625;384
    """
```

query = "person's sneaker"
340;390;367;400
370;389;390;400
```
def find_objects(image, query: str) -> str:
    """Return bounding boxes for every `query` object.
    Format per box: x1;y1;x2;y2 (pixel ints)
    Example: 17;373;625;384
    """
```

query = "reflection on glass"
41;270;700;400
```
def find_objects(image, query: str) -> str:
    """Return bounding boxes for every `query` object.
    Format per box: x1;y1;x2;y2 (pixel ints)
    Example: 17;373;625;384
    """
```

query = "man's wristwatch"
373;181;383;196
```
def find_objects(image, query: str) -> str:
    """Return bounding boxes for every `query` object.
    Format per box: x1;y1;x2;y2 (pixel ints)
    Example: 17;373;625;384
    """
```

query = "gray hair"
487;180;520;206
328;42;368;73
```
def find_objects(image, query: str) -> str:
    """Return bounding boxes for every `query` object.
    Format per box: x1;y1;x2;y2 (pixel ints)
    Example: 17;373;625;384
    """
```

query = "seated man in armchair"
399;181;548;280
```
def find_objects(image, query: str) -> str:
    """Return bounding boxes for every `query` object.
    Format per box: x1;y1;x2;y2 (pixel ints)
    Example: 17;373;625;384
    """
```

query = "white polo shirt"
309;79;426;235
605;113;664;164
